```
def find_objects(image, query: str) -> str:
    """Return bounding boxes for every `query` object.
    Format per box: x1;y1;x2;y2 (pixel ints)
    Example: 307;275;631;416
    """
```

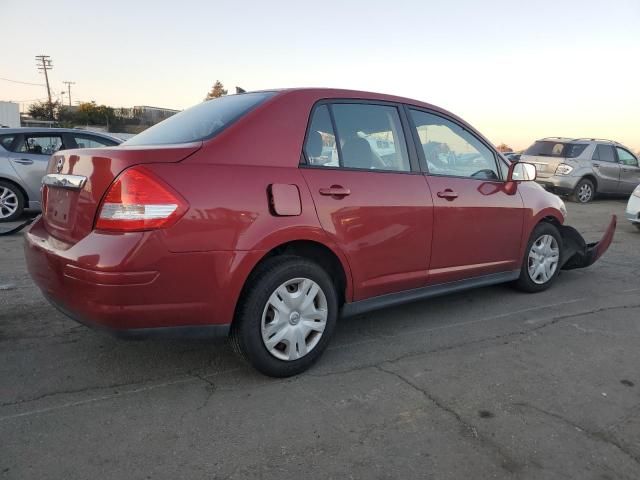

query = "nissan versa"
24;89;616;377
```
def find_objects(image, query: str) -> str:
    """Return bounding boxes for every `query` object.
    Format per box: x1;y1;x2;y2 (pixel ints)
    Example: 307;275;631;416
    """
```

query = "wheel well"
541;215;562;229
260;240;347;305
580;174;598;192
0;177;29;204
233;240;348;325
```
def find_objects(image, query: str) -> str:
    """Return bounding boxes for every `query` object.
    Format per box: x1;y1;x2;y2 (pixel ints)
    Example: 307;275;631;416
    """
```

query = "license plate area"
45;187;78;228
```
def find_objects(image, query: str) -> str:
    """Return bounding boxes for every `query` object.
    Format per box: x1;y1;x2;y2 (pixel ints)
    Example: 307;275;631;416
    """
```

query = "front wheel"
515;223;563;293
230;256;338;377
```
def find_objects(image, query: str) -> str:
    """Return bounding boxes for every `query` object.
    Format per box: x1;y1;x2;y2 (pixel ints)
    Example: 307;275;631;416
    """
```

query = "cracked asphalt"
2;199;639;479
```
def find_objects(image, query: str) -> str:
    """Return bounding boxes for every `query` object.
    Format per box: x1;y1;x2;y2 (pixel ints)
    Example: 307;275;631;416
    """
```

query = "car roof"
272;87;450;111
265;87;478;136
0;127;121;141
535;136;625;147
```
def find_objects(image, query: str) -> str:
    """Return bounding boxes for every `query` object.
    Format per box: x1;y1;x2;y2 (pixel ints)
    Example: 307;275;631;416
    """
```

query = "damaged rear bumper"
559;215;616;270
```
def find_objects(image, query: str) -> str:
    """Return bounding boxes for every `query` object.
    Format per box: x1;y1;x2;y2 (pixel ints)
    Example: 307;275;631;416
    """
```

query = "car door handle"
13;158;34;165
593;163;600;167
319;186;351;197
437;189;458;200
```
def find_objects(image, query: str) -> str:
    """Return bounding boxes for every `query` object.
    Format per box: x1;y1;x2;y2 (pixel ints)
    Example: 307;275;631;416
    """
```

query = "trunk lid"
42;142;201;244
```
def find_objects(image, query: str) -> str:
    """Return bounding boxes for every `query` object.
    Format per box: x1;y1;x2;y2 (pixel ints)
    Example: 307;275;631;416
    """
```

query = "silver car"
0;128;121;221
520;137;640;203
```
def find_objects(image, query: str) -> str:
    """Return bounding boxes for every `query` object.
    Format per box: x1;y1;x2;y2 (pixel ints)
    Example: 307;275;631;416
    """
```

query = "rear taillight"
95;166;188;232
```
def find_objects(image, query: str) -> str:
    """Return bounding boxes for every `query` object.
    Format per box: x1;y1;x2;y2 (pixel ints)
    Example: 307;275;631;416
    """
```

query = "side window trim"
300;99;420;174
405;105;504;181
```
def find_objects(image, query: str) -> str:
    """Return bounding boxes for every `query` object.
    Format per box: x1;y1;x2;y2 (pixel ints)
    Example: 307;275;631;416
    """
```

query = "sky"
2;0;639;151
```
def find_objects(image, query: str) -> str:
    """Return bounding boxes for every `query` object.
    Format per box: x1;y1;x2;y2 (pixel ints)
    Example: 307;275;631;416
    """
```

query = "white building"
0;101;20;128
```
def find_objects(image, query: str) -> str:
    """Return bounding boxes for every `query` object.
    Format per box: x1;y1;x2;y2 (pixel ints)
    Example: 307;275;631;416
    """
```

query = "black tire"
230;255;338;377
0;180;25;223
634;224;640;231
571;178;595;203
515;222;563;293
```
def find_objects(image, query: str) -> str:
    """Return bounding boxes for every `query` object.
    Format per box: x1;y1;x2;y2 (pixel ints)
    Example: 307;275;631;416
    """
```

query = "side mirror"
504;162;536;195
508;162;536;182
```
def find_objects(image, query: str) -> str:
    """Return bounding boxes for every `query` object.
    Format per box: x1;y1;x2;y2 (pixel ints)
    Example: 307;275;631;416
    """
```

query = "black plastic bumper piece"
559;215;616;270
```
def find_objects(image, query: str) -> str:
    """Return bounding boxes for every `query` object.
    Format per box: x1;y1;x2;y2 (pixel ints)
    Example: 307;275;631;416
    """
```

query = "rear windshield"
524;141;587;158
123;92;275;146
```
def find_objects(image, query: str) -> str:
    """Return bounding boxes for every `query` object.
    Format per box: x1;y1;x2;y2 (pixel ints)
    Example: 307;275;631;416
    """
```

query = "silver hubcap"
261;277;328;361
528;234;560;284
0;187;19;219
577;183;592;202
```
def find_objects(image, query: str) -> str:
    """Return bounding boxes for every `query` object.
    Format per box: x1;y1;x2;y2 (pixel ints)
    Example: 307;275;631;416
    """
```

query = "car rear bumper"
24;217;257;338
535;176;577;196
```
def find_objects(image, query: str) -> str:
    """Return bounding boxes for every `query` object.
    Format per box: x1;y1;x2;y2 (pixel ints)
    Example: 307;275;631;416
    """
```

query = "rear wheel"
571;178;595;203
0;181;24;223
515;223;563;293
230;256;338;377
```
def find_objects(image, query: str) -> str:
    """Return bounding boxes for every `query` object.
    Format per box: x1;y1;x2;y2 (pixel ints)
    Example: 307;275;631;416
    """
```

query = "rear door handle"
593;163;600;167
13;158;34;165
437;189;458;200
319;186;351;197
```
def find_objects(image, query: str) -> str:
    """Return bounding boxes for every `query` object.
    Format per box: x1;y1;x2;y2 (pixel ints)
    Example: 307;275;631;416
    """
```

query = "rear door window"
332;104;410;172
594;145;616;162
304;103;410;172
18;135;65;155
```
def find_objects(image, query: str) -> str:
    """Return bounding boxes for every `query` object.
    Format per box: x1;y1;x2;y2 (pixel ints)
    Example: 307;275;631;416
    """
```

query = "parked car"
24;89;616;377
626;184;640;230
504;152;521;162
0;128;121;221
520;137;640;203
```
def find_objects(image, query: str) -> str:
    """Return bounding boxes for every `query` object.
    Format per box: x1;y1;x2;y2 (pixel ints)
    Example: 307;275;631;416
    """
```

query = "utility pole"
63;81;75;106
35;55;54;120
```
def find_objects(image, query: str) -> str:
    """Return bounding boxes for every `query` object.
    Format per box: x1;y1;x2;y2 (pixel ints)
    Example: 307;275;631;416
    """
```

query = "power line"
0;77;46;86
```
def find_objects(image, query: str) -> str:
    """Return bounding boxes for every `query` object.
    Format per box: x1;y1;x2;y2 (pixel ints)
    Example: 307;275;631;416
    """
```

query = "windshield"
124;92;275;146
524;141;587;158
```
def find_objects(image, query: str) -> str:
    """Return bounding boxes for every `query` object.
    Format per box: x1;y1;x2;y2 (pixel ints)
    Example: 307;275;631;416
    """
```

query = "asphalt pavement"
1;200;639;479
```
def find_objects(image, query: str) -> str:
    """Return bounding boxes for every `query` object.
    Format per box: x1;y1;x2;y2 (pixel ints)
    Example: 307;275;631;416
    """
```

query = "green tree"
28;100;61;121
205;80;227;100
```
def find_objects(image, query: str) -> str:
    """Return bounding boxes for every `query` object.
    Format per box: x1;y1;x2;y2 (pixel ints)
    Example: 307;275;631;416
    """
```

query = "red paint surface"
25;88;587;332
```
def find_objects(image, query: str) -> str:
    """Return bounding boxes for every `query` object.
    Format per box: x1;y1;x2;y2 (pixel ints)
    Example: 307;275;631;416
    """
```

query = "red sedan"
24;89;615;376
